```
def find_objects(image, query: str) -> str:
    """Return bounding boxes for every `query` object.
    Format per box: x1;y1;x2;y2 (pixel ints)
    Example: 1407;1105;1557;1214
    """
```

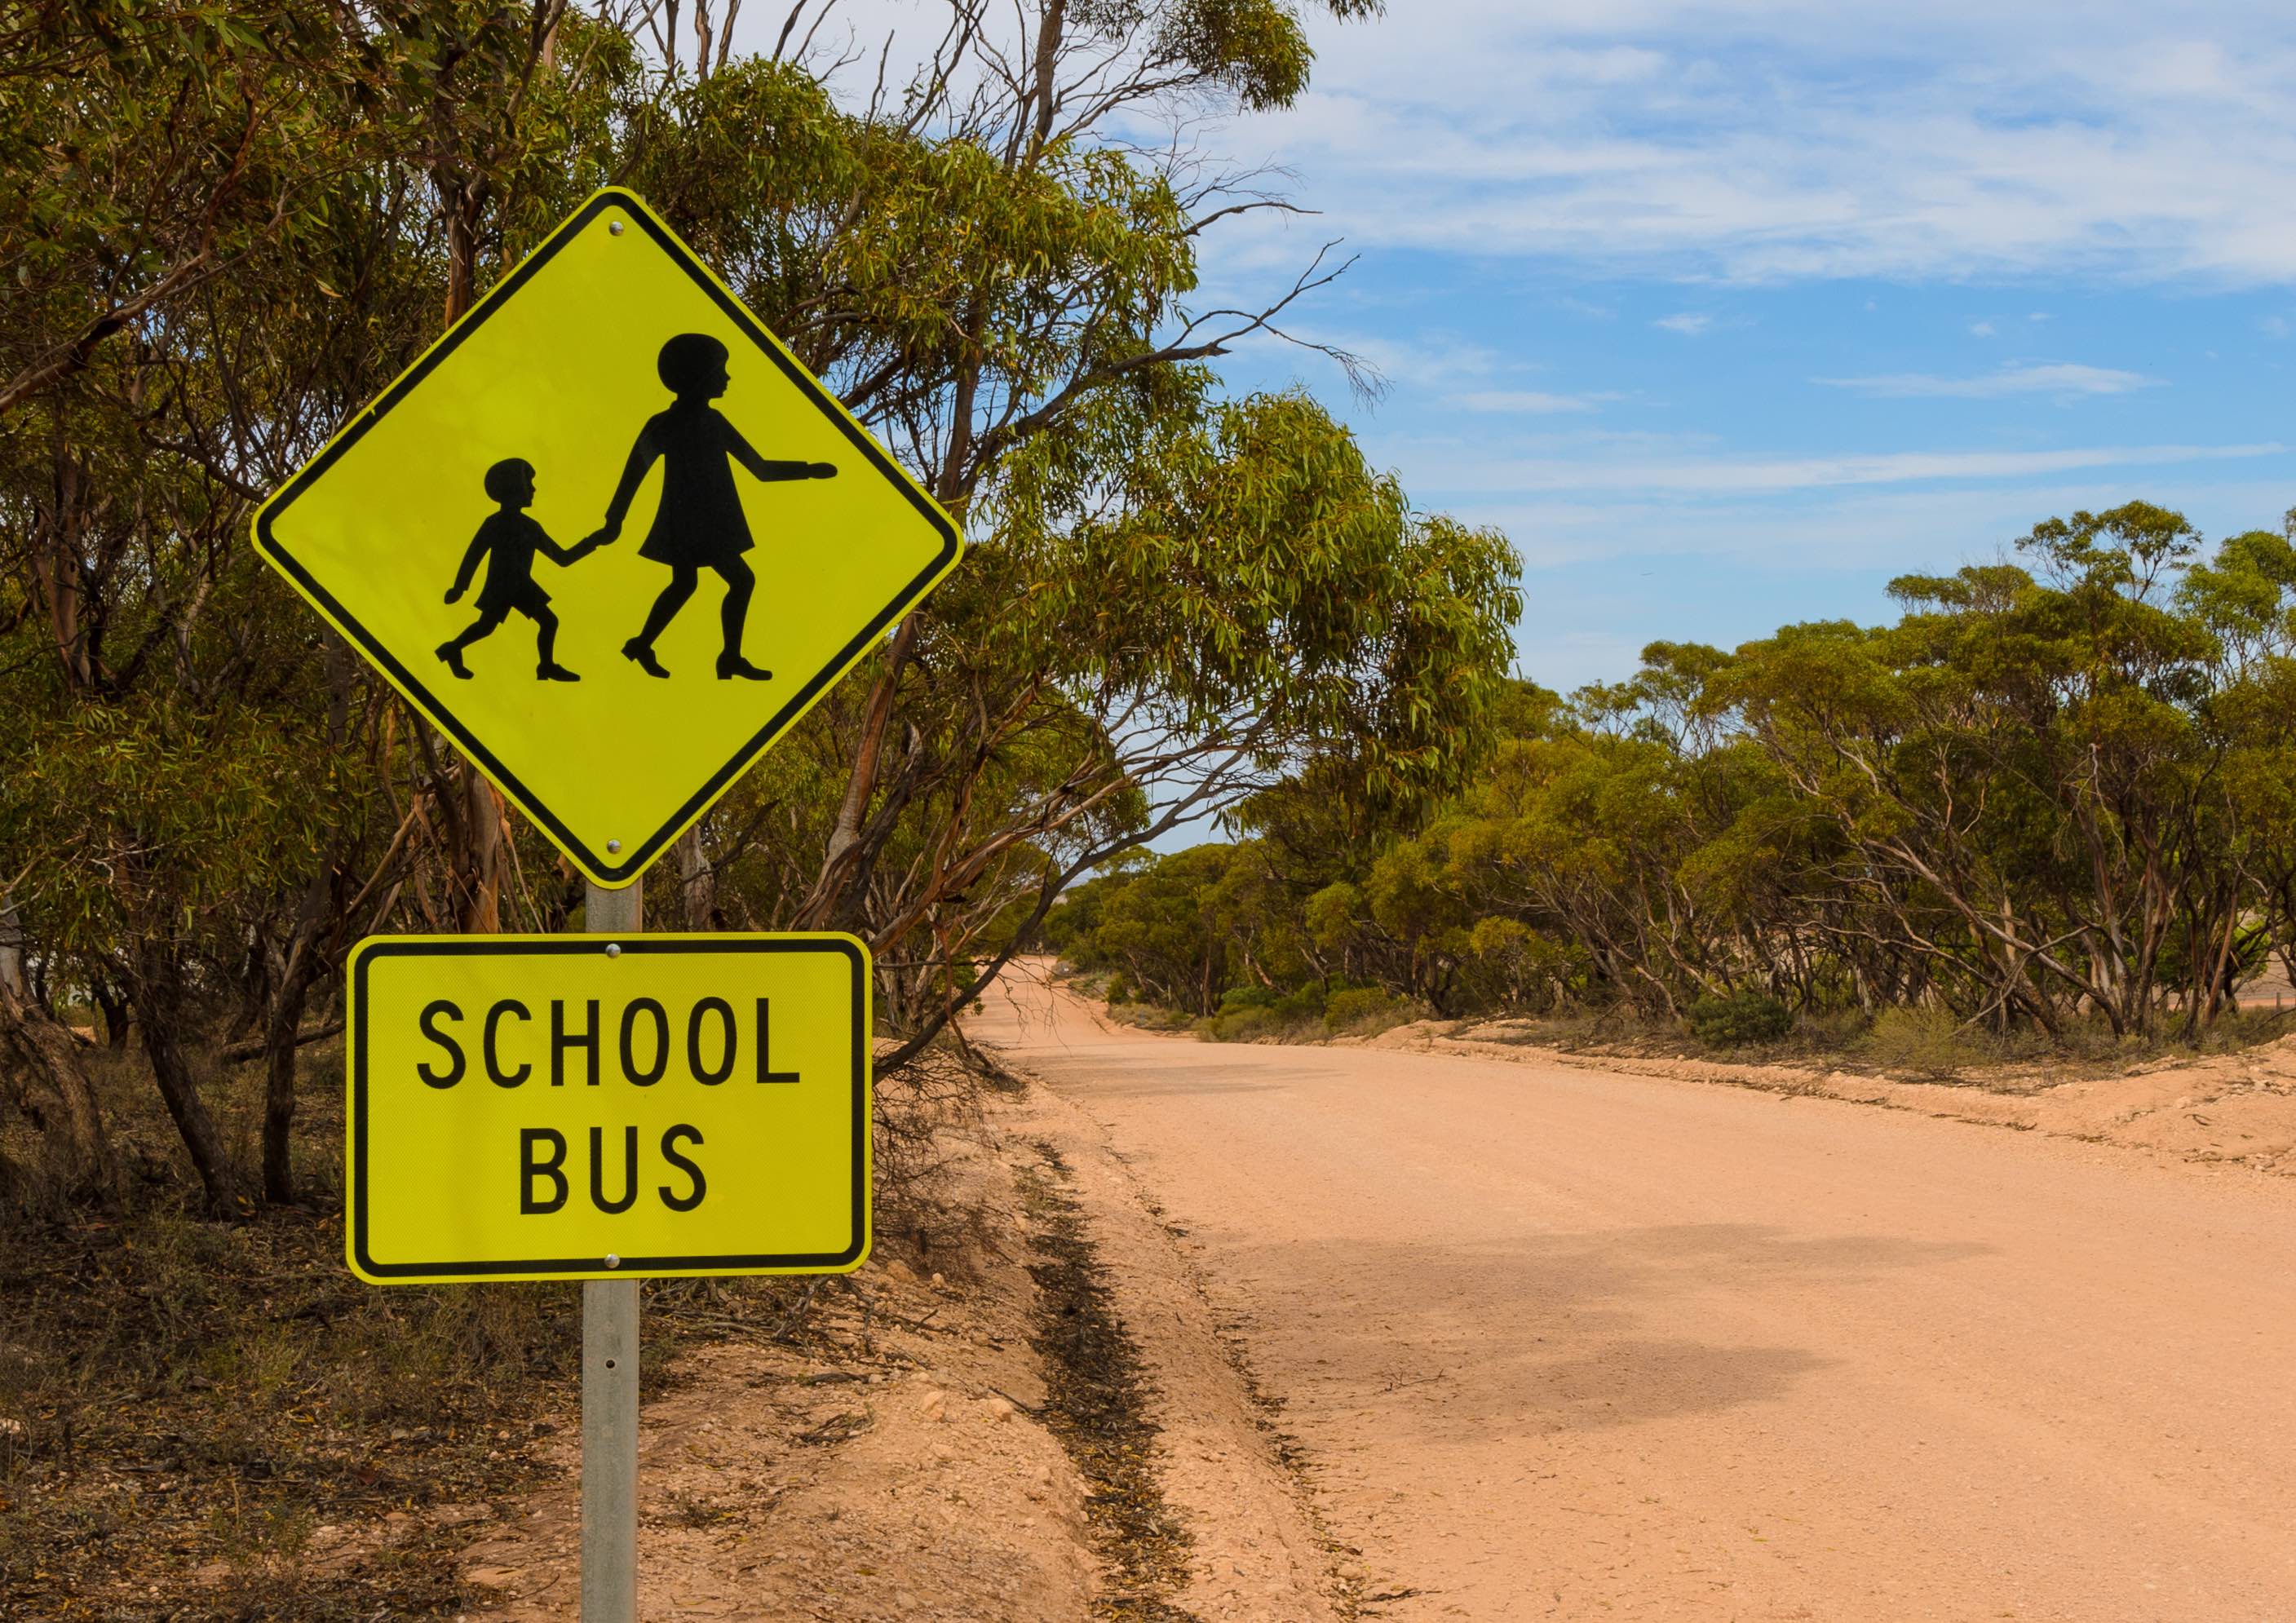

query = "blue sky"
1192;1;2296;692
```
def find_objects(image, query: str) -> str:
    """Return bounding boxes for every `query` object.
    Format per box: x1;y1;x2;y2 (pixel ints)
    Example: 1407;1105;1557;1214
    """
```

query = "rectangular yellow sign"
347;934;869;1284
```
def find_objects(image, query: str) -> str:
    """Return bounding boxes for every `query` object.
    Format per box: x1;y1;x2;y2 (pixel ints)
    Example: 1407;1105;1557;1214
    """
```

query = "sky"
729;1;2296;696
1188;0;2296;692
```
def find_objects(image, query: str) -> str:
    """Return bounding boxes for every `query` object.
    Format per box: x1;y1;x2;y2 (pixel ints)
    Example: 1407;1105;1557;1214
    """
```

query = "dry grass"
1016;1143;1197;1623
1102;1001;1198;1036
1476;999;2296;1085
0;1041;585;1618
0;1032;995;1617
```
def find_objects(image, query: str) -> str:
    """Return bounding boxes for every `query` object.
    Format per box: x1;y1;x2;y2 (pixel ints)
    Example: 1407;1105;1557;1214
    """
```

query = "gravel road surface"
971;965;2296;1621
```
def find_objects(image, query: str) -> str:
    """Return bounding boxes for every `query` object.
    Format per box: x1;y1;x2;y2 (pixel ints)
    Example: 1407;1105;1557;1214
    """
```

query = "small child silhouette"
586;333;836;680
436;458;599;682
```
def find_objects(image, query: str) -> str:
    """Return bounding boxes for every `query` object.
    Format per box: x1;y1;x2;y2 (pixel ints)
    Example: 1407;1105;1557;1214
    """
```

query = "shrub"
1199;1005;1281;1042
1104;973;1132;1006
1325;985;1406;1034
1686;990;1794;1047
1201;983;1329;1043
1272;984;1329;1023
1861;1005;1974;1079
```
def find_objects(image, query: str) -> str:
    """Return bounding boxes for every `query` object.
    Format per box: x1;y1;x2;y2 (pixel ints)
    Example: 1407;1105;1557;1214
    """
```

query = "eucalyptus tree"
616;2;1520;1061
0;0;1524;1205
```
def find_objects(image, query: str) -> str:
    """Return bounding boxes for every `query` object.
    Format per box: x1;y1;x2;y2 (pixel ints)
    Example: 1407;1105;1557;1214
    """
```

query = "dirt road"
970;966;2296;1621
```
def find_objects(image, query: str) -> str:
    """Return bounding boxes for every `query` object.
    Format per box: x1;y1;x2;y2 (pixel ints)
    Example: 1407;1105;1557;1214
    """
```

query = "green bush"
1272;984;1329;1022
1325;985;1406;1033
1104;973;1132;1006
1686;990;1794;1047
1861;1005;1974;1079
1199;1005;1281;1042
1201;983;1330;1043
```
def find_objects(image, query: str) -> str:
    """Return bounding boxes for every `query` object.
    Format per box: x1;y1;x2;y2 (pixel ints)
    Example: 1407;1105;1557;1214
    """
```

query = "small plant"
1218;984;1278;1013
1862;1005;1977;1080
1104;972;1132;1006
1686;990;1794;1048
1107;1000;1196;1033
1324;985;1409;1035
1197;983;1336;1043
1199;1005;1281;1042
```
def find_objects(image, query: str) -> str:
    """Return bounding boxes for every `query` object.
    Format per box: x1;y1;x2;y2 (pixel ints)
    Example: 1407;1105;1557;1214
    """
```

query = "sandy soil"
440;1070;1338;1621
1001;1079;1347;1623
440;1133;1099;1622
1374;1018;2296;1176
970;962;2296;1621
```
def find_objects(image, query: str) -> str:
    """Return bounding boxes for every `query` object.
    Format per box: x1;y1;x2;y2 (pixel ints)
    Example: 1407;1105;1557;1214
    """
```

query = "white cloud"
1451;390;1606;413
1653;312;1713;335
732;5;2296;294
2264;316;2292;338
1210;2;2296;287
1813;363;2161;398
1464;473;2296;574
1414;442;2282;498
1970;321;1998;337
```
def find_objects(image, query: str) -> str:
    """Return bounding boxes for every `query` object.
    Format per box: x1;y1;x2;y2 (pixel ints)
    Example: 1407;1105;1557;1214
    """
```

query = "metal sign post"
338;914;872;1615
582;878;640;1623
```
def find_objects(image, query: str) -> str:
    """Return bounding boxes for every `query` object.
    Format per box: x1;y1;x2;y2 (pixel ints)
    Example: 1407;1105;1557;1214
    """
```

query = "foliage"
1860;1006;1978;1081
1321;984;1411;1035
1197;980;1327;1041
1055;502;2296;1060
0;0;1516;1210
1685;991;1793;1049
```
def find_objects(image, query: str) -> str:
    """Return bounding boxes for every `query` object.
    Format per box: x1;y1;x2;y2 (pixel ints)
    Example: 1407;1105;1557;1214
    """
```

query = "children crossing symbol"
252;188;961;888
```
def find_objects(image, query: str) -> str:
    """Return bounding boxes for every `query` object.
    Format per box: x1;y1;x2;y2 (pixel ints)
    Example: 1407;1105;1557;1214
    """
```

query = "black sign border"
254;188;961;887
349;935;869;1279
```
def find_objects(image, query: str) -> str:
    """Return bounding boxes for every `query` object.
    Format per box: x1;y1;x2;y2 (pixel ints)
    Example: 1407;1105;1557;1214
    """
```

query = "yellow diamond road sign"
254;188;961;887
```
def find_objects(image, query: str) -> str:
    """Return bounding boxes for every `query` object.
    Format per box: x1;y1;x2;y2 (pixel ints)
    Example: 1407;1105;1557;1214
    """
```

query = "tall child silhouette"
436;458;599;682
588;333;837;679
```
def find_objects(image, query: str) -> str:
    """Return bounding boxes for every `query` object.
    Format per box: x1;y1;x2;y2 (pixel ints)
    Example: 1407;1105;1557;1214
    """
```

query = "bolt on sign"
347;935;869;1283
251;188;961;889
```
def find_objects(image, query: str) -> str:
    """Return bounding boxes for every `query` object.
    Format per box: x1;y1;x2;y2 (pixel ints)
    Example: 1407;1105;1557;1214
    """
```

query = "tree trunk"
263;629;355;1202
260;971;312;1205
262;882;333;1205
131;943;240;1212
92;976;130;1046
0;899;20;997
806;315;981;928
454;767;507;931
677;825;714;929
0;968;111;1197
435;179;507;934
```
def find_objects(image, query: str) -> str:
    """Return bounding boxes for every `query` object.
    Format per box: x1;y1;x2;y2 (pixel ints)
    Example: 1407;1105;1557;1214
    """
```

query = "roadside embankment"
450;1064;1341;1621
1347;1016;2296;1175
